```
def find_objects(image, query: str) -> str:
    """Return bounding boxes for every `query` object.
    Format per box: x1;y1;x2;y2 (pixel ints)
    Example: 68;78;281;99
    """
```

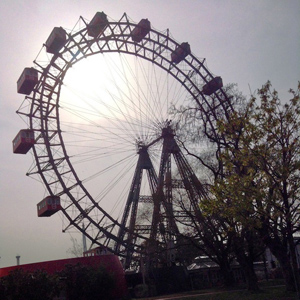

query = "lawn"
141;286;298;300
179;287;297;300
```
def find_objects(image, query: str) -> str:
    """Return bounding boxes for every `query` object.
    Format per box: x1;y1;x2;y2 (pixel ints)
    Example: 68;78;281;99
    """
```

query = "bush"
0;269;59;300
58;263;116;300
0;264;116;300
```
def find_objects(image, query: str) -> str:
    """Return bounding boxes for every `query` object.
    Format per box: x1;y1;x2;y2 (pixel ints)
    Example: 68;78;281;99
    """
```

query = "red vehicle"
12;129;35;154
171;42;191;64
87;11;108;37
37;196;61;217
17;67;38;95
131;19;151;42
45;27;67;54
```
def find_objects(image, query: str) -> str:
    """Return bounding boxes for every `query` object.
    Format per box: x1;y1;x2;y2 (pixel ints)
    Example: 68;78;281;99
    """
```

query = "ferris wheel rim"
18;12;227;254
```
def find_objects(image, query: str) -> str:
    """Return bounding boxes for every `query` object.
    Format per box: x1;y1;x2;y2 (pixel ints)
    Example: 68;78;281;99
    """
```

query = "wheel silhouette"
16;12;227;267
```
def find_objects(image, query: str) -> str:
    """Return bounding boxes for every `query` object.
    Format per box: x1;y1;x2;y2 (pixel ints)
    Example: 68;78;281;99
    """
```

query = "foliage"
173;81;300;292
0;263;117;300
59;263;116;300
202;81;300;291
251;82;300;291
173;84;263;290
67;236;84;258
0;268;60;300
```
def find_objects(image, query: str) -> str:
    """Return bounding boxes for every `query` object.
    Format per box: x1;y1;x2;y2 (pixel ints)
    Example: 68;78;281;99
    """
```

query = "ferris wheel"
14;12;227;268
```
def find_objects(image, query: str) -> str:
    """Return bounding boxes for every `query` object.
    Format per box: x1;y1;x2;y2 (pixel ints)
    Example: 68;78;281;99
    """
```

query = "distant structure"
16;255;20;266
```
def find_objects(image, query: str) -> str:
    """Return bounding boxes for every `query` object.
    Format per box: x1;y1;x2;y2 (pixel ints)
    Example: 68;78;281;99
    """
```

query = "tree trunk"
234;243;260;291
242;262;260;291
277;253;299;292
219;261;235;287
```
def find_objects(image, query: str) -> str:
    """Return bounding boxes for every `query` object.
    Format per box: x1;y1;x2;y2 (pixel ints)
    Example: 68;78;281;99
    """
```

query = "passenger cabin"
12;129;35;154
45;27;67;54
171;42;191;64
87;11;108;37
202;77;223;95
131;19;151;42
37;196;61;217
17;68;38;95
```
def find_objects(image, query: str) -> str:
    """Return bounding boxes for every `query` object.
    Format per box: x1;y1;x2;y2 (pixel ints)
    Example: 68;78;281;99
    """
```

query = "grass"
177;287;297;300
140;285;298;300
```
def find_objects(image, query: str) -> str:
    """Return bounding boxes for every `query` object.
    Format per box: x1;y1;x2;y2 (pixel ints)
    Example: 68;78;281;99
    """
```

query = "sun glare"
60;54;126;122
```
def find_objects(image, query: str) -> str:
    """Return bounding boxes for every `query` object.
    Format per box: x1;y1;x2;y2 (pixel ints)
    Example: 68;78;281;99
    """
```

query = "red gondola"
12;129;35;154
131;19;151;42
87;11;108;37
45;27;67;54
37;196;61;217
171;42;191;64
17;68;38;95
202;76;223;95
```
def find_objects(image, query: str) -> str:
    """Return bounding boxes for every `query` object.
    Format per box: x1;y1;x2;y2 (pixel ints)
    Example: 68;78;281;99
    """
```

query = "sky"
0;0;299;268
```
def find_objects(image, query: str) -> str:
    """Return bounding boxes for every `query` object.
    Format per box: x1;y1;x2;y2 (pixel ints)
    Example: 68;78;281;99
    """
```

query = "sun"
60;54;125;121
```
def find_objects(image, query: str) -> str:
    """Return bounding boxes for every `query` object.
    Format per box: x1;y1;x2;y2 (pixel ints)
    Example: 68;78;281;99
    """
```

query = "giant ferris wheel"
14;12;227;268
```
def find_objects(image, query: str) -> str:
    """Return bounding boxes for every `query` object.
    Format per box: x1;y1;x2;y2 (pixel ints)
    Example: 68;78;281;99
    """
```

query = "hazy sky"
0;0;299;268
